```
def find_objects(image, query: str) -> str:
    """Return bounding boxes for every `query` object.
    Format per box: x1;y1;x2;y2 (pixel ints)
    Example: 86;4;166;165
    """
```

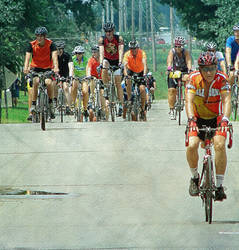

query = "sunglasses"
175;46;182;48
105;30;113;33
200;66;216;72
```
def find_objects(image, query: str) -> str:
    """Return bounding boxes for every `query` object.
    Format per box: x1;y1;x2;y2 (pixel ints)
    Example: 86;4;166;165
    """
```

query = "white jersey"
215;51;225;71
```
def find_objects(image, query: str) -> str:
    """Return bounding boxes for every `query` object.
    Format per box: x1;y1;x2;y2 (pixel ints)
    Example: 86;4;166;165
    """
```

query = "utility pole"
139;0;142;45
123;0;127;32
150;0;156;71
131;0;134;40
102;7;105;32
188;25;192;55
106;0;109;22
145;0;149;45
119;0;123;33
170;4;174;48
110;1;114;23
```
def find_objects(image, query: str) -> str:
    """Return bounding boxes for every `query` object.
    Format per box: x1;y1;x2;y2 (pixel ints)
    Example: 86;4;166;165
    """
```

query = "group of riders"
23;21;239;203
23;22;156;122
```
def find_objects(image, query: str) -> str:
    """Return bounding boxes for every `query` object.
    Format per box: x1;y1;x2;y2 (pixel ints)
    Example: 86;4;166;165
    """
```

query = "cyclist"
206;42;226;74
123;40;148;121
71;45;89;120
98;22;124;116
146;71;156;101
225;23;239;85
53;41;73;115
86;45;107;121
166;36;192;119
23;27;59;119
185;52;231;201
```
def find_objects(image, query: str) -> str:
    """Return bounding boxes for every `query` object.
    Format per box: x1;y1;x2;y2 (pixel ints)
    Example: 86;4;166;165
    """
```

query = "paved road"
0;100;239;249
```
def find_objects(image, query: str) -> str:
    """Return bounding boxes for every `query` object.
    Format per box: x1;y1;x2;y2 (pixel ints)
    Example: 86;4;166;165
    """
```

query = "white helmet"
147;72;152;76
73;45;85;54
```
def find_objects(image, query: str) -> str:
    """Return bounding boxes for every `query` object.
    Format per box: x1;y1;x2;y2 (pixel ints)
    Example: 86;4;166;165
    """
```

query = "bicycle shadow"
213;220;239;224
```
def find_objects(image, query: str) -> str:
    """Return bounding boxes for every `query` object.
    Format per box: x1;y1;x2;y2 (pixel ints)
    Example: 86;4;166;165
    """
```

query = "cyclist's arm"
24;52;31;74
52;50;59;73
98;37;104;64
118;36;124;64
221;88;231;119
185;50;192;71
123;61;128;76
185;91;195;119
225;47;232;68
68;62;73;77
153;80;156;89
166;49;173;68
220;60;227;74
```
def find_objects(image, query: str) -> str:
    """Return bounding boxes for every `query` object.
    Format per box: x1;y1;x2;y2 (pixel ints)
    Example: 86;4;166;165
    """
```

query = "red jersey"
30;39;53;69
87;56;101;78
100;35;123;61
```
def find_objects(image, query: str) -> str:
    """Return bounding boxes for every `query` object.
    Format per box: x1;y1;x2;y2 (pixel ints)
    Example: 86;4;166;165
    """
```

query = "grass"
1;91;29;124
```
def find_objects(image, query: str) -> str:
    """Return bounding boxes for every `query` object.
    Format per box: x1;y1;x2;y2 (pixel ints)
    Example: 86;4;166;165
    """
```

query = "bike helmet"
35;26;48;35
103;22;115;32
174;36;185;46
91;45;99;51
233;23;239;31
198;52;217;66
206;41;217;50
73;45;85;54
147;72;152;76
128;40;139;49
55;41;65;49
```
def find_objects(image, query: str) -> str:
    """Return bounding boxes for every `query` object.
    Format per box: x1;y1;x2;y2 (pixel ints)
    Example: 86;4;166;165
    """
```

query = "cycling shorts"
188;116;227;140
127;70;146;86
31;68;53;79
103;59;121;76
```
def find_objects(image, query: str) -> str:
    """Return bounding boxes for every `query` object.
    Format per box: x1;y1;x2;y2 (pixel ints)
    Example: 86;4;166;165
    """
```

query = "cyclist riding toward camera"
123;40;148;121
225;23;239;85
54;41;73;115
98;22;124;116
86;45;107;121
71;45;89;120
166;36;192;119
206;42;226;74
185;52;231;201
23;26;59;119
146;71;156;102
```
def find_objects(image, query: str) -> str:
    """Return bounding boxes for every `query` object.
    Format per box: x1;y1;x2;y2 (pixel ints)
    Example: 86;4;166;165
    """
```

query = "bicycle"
169;70;186;125
31;71;53;131
105;65;121;122
185;124;233;224
231;74;238;121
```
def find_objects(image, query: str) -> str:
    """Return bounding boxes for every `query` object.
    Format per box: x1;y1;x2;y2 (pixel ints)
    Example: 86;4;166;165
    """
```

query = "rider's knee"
187;137;200;151
214;139;226;152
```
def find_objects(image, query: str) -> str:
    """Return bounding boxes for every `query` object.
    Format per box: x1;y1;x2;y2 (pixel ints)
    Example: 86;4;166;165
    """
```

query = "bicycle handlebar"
185;124;233;149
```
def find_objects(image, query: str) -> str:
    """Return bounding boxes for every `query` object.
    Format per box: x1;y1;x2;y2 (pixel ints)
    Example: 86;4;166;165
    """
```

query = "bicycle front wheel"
204;159;213;224
39;92;46;131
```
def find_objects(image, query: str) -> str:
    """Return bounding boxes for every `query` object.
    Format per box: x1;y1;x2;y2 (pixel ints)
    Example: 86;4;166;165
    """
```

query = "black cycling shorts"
196;117;217;141
127;70;145;86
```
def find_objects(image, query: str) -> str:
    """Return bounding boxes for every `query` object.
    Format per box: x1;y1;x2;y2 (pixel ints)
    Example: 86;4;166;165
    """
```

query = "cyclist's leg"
45;78;55;118
229;70;235;86
63;81;72;107
102;59;110;85
139;84;146;110
32;76;40;102
167;76;177;116
126;70;133;101
82;80;89;112
52;79;58;106
71;79;79;105
89;78;96;103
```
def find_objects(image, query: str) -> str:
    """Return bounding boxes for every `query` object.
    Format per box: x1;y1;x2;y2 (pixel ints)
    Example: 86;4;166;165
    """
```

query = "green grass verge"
1;91;29;124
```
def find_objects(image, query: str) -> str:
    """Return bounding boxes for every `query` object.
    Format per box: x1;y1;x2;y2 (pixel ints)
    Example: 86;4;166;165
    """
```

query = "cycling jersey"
226;36;239;65
27;39;56;69
87;56;101;78
99;35;124;61
147;77;156;89
123;49;146;73
172;48;188;72
72;55;88;78
186;71;230;119
58;51;72;78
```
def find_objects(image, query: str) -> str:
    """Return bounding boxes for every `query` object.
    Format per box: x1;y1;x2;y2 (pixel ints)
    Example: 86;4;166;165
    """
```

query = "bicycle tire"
178;85;181;126
204;158;213;224
39;92;46;131
231;85;238;121
59;91;64;123
110;84;116;122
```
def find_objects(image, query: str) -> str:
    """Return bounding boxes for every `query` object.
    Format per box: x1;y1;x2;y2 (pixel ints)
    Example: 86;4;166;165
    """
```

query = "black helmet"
35;26;48;35
128;40;139;49
91;45;99;51
103;22;115;32
55;41;65;49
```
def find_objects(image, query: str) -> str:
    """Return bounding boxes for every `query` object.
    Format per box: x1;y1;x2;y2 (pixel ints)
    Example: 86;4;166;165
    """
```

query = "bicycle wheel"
231;85;238;121
59;90;64;123
110;84;116;122
39;92;46;131
178;85;182;126
204;158;213;224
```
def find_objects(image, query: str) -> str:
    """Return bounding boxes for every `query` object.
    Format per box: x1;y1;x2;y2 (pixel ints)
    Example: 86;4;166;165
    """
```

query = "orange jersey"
87;56;101;78
123;49;146;73
30;39;54;69
186;71;230;119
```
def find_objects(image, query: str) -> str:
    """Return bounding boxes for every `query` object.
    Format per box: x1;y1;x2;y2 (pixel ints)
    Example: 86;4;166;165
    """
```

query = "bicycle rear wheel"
177;85;182;125
204;159;213;224
59;91;64;123
110;85;116;122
